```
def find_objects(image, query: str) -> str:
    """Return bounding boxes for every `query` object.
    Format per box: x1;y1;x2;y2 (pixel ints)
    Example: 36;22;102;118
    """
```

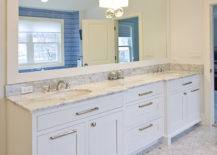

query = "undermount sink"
59;89;92;97
28;89;92;103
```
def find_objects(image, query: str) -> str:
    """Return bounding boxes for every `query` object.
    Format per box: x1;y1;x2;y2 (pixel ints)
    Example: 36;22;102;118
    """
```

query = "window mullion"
27;33;35;65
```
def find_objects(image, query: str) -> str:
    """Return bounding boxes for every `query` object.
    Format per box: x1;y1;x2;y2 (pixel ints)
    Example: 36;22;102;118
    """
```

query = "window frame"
18;16;65;70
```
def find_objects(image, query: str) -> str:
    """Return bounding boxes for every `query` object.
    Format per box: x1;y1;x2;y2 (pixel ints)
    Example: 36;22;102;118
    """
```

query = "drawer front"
126;118;163;154
167;75;200;92
126;82;164;103
125;97;164;127
37;93;124;131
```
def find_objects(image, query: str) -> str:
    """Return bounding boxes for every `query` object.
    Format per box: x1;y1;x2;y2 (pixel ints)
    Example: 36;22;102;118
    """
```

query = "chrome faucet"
108;70;124;80
56;80;70;91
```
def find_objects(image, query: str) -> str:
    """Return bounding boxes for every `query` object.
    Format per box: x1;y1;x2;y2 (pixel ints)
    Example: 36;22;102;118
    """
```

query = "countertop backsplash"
5;63;203;97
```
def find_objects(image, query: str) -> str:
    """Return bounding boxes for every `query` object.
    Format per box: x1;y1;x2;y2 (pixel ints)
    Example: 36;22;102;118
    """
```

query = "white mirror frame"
7;0;170;85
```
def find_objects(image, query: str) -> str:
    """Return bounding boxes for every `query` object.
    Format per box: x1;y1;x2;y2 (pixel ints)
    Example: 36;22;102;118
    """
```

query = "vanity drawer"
125;97;164;127
167;75;200;92
37;93;124;131
126;82;164;103
126;118;163;154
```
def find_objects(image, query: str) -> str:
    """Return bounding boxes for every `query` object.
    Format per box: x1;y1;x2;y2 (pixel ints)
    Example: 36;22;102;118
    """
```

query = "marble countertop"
8;71;201;113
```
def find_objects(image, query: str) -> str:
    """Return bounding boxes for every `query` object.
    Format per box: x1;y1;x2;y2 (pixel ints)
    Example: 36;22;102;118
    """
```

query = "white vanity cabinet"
36;93;124;155
88;112;123;155
184;87;200;125
37;123;86;155
37;111;123;155
124;82;165;155
7;93;124;155
7;74;202;155
165;75;201;144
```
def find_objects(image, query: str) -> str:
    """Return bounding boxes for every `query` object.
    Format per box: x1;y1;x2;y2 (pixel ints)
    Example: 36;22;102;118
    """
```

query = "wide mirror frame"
7;0;169;84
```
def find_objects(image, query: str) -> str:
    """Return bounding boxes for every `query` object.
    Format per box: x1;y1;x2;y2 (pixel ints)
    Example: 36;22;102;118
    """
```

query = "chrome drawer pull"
138;102;153;108
139;124;153;131
50;130;77;140
138;91;153;97
75;107;99;116
182;82;192;86
191;89;199;92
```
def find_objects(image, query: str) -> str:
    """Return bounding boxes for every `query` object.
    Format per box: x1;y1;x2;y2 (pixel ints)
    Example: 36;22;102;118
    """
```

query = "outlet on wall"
21;86;34;94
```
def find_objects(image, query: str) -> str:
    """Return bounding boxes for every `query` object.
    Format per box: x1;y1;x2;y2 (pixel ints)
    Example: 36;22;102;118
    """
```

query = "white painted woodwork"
88;112;123;155
7;74;201;155
167;90;184;134
126;118;163;155
126;82;164;103
167;75;200;92
165;75;201;144
37;93;124;131
7;0;169;85
184;87;201;125
125;97;164;127
82;20;115;66
38;123;86;155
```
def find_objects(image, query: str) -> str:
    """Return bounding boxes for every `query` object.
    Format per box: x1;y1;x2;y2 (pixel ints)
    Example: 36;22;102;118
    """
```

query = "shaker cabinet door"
37;123;86;155
167;91;184;133
186;88;201;124
88;112;123;155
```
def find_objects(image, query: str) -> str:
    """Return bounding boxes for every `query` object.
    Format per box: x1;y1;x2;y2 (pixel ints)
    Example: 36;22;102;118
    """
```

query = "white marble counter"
8;71;201;113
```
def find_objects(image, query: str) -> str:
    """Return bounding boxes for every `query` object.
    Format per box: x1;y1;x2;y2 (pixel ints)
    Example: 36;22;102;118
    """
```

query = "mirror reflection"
18;0;167;72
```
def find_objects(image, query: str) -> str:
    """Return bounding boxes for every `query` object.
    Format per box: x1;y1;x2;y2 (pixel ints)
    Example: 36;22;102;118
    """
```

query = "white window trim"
18;16;65;70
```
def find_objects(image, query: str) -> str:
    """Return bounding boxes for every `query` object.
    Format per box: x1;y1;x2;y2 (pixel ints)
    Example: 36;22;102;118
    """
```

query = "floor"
141;125;217;155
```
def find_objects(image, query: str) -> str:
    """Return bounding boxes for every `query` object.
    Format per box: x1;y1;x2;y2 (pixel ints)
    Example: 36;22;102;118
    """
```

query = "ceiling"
19;0;99;11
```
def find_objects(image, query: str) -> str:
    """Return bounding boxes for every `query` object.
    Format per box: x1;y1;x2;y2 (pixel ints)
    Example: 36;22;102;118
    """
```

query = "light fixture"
99;0;128;9
41;0;48;3
99;0;129;18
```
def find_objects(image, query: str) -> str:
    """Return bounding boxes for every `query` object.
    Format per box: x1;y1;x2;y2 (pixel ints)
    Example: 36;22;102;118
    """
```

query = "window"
118;37;133;63
18;17;64;70
118;24;134;63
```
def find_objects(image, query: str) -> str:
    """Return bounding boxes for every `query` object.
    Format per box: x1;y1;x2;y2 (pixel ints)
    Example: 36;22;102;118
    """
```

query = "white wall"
124;0;167;59
169;0;204;64
169;0;217;125
83;7;106;20
0;0;6;154
0;0;6;97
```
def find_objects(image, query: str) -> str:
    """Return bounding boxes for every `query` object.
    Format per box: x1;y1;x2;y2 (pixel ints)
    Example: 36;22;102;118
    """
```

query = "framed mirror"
7;0;168;83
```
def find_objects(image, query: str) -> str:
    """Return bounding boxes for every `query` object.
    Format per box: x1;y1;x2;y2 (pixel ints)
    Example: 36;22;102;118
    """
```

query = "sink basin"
60;89;92;98
28;89;92;103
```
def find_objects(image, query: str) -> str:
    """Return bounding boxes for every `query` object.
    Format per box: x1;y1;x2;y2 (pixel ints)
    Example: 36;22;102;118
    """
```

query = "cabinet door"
88;112;123;155
186;88;201;124
37;123;86;155
167;91;184;133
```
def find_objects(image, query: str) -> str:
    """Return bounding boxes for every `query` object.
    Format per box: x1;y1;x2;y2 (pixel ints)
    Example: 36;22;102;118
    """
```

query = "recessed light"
41;0;48;3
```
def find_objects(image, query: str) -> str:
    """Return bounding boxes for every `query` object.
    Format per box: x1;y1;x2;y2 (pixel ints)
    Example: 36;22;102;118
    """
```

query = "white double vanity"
6;68;202;155
5;0;203;154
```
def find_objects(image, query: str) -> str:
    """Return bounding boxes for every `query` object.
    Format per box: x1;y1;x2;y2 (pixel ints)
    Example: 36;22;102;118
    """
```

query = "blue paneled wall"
19;7;81;72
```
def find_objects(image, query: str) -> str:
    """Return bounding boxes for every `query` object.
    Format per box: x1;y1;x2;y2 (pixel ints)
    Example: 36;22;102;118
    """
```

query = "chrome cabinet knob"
90;122;96;127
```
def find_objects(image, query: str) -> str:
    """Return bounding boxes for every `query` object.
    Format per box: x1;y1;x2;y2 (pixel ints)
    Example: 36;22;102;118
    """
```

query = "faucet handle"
43;83;51;93
66;82;71;89
108;71;118;80
117;70;124;79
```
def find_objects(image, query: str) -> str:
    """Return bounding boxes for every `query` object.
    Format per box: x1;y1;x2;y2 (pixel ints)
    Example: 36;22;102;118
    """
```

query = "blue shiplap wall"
19;7;81;73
